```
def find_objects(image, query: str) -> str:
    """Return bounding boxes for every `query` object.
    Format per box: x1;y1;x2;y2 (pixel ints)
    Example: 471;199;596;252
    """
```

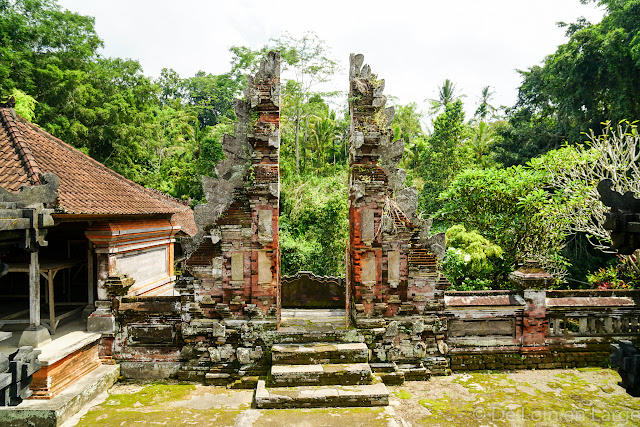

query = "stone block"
271;343;369;365
254;380;389;409
18;326;51;348
270;363;372;387
119;362;181;379
127;324;174;346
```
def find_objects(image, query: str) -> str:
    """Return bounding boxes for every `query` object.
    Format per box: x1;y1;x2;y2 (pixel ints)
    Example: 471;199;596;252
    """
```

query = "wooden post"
48;270;55;333
87;242;94;305
29;249;40;327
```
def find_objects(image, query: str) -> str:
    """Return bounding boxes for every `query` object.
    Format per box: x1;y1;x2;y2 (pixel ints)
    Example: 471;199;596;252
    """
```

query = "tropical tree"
419;99;469;214
427;79;464;116
468;121;496;168
495;0;640;166
270;32;339;174
474;85;497;122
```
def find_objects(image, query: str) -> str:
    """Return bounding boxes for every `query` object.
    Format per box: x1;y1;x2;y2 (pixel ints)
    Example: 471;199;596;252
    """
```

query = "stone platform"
0;363;119;427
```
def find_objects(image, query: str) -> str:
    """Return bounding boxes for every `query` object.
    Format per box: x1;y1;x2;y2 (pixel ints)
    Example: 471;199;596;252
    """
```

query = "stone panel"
258;210;273;242
448;319;515;338
361;209;374;244
127;324;174;346
361;251;376;285
231;252;244;282
388;251;400;286
258;251;272;284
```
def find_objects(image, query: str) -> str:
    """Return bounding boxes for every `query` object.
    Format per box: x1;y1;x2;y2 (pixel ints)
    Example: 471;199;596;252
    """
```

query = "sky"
57;0;605;122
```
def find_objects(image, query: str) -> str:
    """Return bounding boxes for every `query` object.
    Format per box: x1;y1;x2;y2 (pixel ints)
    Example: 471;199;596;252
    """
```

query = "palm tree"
309;115;336;169
469;121;495;167
427;79;464;116
475;86;497;121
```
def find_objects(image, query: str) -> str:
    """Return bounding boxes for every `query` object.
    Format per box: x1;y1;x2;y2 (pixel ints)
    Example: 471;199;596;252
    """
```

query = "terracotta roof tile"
0;107;189;217
171;208;197;236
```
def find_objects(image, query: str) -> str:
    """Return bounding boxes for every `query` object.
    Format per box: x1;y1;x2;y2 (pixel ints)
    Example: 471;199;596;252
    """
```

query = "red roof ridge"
12;112;184;214
0;108;42;186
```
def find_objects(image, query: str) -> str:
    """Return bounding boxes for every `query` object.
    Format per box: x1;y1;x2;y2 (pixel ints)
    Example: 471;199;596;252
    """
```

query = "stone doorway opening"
280;271;348;330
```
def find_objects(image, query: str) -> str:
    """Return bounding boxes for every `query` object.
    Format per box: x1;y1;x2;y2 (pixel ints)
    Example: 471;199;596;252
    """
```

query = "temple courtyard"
64;368;640;427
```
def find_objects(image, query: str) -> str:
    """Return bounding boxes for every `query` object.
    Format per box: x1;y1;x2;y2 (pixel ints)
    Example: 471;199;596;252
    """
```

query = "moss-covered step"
271;363;373;386
272;342;369;365
255;380;389;408
270;328;364;344
279;309;349;332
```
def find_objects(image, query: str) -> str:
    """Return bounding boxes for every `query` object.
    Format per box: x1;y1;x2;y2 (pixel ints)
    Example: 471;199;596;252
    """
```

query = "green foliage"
495;0;640;166
586;253;640;290
437;166;567;279
587;266;628;289
393;102;427;178
419;99;470;214
446;225;503;273
268;31;340;175
7;88;36;121
443;225;504;290
280;166;348;276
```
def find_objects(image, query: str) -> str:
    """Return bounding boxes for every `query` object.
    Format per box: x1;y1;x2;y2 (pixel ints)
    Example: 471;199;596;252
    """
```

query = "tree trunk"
295;119;300;175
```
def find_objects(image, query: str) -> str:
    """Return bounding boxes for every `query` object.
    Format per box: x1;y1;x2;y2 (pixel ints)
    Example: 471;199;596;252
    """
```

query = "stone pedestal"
18;325;51;348
87;301;115;334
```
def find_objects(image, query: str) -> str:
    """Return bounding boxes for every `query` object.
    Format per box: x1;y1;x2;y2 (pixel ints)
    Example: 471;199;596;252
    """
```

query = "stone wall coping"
546;296;636;308
445;290;519;296
37;331;101;366
445;294;525;307
547;289;640;298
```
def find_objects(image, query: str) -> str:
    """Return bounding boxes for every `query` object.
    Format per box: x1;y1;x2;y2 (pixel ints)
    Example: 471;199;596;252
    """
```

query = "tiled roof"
171;207;198;237
0;105;194;221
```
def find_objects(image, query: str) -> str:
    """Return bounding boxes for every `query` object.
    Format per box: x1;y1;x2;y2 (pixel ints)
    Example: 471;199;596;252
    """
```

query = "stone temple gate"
184;51;282;322
2;52;634;416
60;51;628;410
182;52;447;326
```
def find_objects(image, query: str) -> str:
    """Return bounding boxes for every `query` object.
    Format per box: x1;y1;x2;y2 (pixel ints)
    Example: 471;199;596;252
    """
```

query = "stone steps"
272;342;369;365
279;308;349;332
270;363;373;386
271;329;364;344
253;309;389;409
370;362;405;385
255;380;389;408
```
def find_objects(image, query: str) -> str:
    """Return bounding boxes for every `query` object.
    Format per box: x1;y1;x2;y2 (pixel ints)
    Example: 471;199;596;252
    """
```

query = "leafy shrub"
587;267;627;289
587;254;640;290
442;224;505;290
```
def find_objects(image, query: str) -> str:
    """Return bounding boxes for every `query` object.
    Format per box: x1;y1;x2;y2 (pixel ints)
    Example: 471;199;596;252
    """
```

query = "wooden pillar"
29;249;40;327
87;242;95;305
19;247;51;347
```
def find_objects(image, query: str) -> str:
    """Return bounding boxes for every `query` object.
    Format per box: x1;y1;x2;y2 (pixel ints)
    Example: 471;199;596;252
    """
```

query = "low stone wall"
450;351;610;372
111;296;183;379
444;289;640;373
105;288;640;383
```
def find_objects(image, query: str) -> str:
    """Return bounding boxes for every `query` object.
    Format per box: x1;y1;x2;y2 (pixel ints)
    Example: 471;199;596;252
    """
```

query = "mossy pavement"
66;368;640;427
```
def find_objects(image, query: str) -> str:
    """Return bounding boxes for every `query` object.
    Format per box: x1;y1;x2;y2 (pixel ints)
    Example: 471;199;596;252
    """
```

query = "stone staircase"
254;309;390;408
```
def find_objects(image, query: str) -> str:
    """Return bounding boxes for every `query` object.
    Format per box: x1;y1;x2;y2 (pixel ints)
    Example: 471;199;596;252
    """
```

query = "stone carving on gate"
182;51;281;323
347;53;448;326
